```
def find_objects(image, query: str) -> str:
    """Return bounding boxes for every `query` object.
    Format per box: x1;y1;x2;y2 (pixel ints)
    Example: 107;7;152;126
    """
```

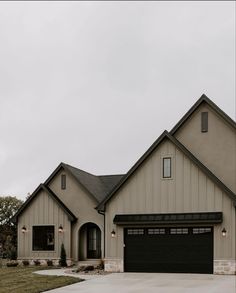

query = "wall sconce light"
111;229;116;237
58;225;63;233
21;226;27;233
222;228;227;237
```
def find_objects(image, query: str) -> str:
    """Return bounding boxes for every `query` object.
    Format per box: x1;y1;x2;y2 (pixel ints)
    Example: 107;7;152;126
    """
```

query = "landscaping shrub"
47;259;53;266
34;259;41;266
10;247;17;260
59;243;67;267
84;265;94;271
22;260;29;266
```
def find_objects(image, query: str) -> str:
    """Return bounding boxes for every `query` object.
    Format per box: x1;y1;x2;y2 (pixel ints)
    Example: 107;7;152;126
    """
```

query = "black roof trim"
97;131;236;210
170;94;236;135
13;184;77;222
113;212;223;225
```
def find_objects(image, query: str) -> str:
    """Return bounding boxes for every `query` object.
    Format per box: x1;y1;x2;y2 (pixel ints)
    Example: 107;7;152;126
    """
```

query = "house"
14;94;236;274
14;163;123;266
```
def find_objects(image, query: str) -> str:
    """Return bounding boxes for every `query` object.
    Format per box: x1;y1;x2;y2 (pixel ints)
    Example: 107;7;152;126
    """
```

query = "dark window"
201;112;208;132
33;226;54;251
127;229;144;235
61;174;66;190
88;227;97;251
87;224;101;259
163;157;171;178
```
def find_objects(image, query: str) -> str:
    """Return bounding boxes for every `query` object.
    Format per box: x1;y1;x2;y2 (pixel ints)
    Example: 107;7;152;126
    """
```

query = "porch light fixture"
222;228;227;237
58;225;63;233
111;229;116;237
21;226;27;233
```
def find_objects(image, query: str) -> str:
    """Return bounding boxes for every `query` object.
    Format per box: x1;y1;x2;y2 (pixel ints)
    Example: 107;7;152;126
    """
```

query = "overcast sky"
0;1;235;200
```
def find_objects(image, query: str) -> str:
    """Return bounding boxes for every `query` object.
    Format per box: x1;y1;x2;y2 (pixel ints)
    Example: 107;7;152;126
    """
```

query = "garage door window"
148;228;166;234
127;229;144;235
193;228;212;234
170;228;189;234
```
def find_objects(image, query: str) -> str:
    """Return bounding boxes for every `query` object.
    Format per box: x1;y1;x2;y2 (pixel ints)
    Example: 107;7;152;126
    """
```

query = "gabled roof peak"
45;162;124;203
13;183;77;222
97;130;236;211
170;94;236;134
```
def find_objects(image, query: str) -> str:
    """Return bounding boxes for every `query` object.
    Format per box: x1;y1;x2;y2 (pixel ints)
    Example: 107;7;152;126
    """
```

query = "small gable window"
163;157;171;178
201;112;208;132
61;174;66;190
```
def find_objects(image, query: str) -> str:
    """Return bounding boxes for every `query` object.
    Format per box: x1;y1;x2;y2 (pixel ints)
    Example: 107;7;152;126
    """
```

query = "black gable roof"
64;164;123;203
14;164;124;222
44;162;124;203
98;174;124;195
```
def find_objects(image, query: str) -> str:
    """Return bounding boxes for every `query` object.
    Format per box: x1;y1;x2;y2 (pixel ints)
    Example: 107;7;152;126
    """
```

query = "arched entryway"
78;223;101;260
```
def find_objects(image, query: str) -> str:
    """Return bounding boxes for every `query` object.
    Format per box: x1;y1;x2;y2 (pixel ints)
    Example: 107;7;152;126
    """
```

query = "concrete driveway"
45;273;236;293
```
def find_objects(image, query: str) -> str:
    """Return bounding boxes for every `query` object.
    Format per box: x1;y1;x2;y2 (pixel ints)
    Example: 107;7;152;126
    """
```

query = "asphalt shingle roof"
63;163;124;203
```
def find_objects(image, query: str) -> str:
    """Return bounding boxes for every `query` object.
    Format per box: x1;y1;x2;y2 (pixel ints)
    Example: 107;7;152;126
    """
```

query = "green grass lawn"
0;266;83;293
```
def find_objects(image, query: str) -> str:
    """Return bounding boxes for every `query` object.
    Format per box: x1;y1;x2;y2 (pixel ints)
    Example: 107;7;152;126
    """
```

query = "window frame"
201;112;208;133
162;157;172;179
32;225;55;251
61;174;66;190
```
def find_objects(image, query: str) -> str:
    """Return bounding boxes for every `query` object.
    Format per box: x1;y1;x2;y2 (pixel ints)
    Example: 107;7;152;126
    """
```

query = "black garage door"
124;227;213;273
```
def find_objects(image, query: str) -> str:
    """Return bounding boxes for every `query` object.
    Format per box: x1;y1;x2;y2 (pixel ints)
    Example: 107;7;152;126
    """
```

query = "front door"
87;224;101;259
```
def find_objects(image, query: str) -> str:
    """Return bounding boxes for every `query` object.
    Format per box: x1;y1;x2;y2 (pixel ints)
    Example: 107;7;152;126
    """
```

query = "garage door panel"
124;227;213;273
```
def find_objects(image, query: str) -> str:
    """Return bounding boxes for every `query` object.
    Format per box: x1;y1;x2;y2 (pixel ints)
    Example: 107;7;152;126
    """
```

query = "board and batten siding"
105;138;236;262
175;102;236;194
18;189;71;259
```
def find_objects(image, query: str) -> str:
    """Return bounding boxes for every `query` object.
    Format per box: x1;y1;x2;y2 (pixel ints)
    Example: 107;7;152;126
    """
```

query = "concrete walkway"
41;272;236;293
34;268;101;280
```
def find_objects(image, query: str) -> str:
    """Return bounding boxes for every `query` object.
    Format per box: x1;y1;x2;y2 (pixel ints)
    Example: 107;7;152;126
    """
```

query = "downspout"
98;210;105;259
235;205;236;274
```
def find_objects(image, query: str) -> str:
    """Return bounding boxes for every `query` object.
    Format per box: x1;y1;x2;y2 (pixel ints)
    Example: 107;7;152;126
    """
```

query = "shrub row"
6;259;54;267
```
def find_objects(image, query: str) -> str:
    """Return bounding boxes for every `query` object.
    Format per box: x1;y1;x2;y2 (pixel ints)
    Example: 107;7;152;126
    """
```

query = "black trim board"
13;184;77;222
97;131;236;210
114;212;223;225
